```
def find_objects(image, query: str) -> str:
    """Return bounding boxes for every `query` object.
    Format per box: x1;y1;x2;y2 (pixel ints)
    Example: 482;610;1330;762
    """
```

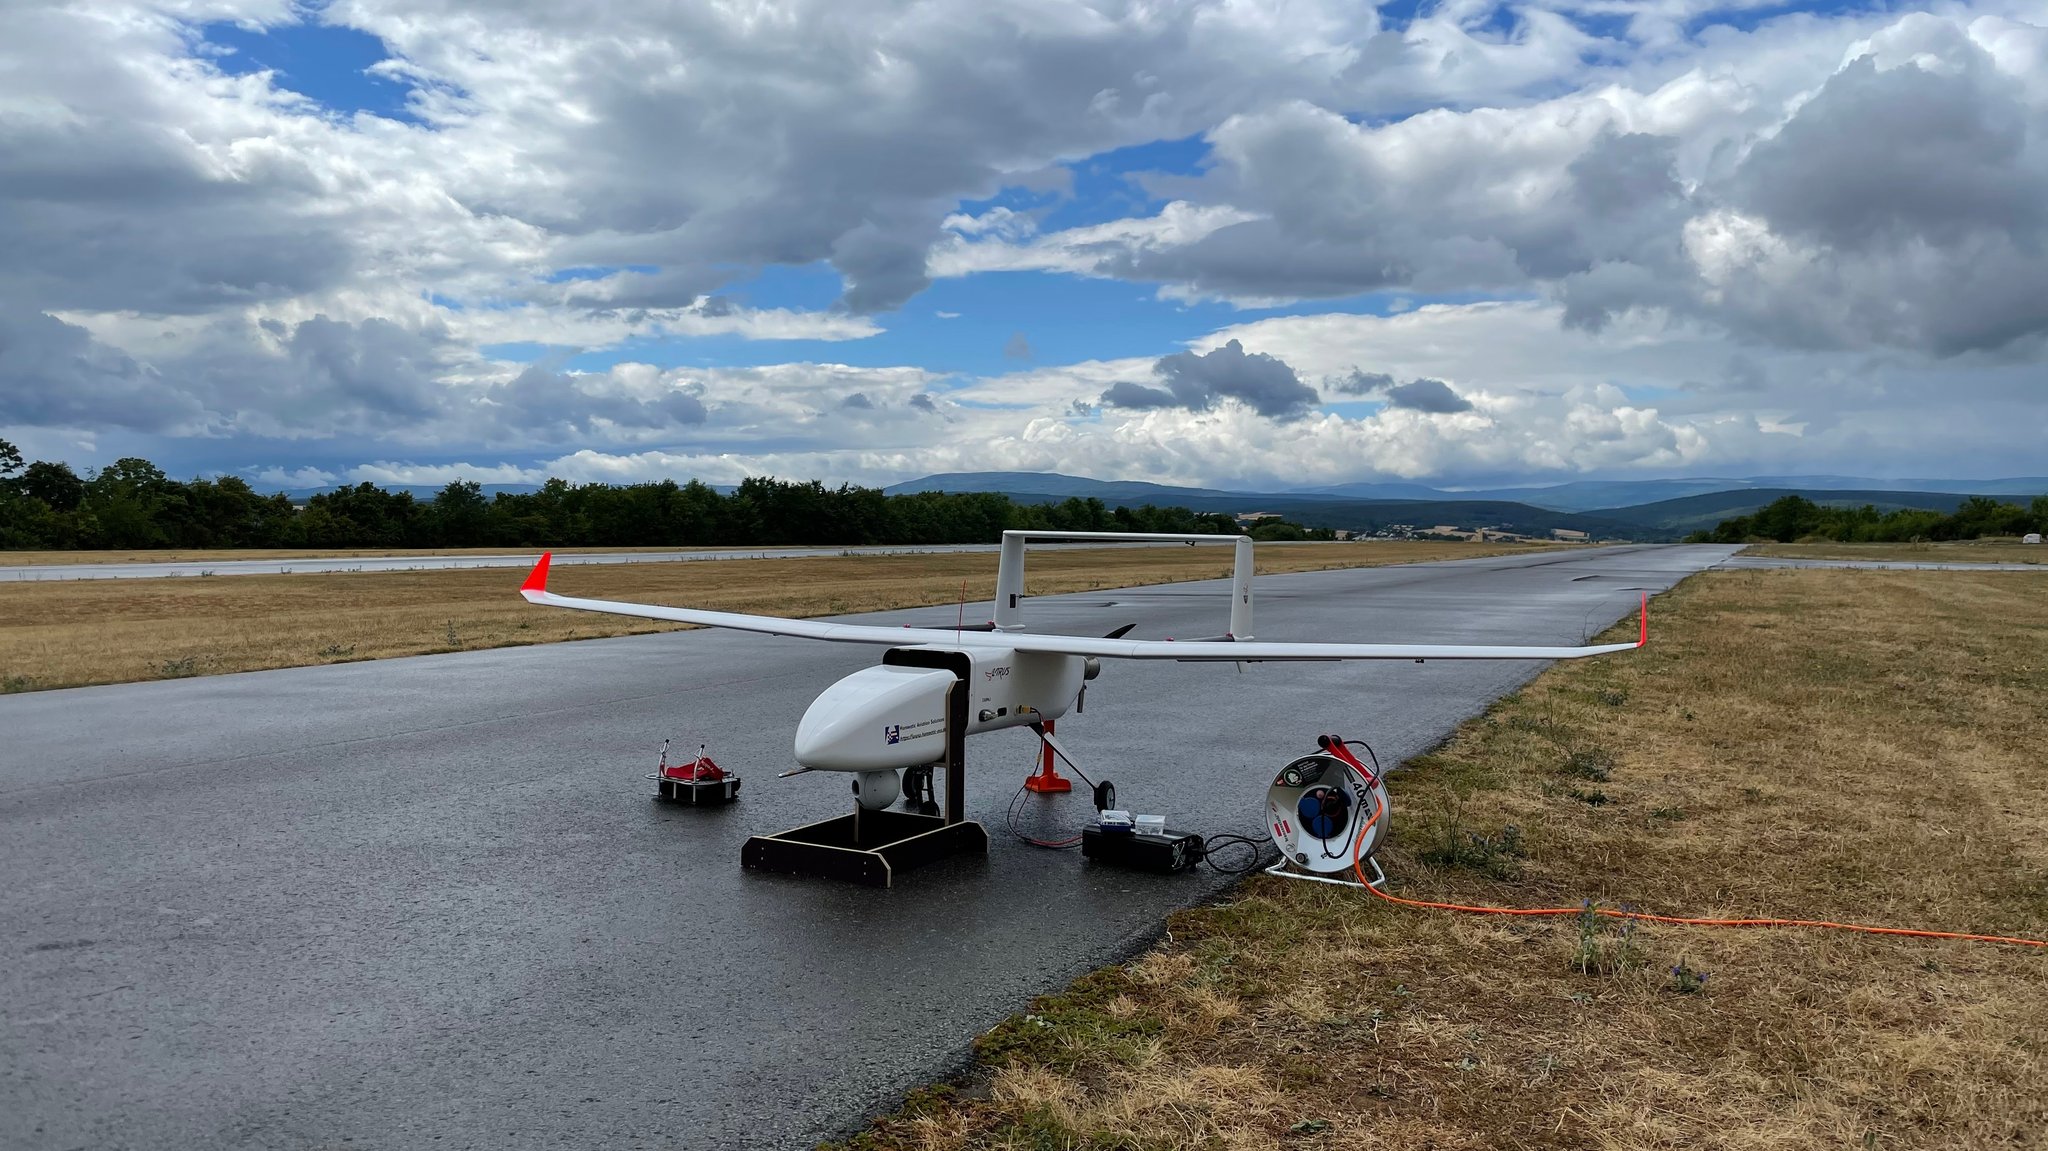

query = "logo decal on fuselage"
884;716;945;744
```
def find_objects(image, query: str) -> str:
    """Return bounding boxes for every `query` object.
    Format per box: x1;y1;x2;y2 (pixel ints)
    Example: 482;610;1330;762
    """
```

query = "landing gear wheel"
1092;780;1117;812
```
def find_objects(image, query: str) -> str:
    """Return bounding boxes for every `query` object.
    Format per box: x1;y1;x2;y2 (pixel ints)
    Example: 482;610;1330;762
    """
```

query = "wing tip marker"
520;551;553;599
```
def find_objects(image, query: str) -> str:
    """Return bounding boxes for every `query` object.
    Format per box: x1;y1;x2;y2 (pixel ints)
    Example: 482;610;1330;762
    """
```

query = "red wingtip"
521;551;553;594
1638;592;1649;647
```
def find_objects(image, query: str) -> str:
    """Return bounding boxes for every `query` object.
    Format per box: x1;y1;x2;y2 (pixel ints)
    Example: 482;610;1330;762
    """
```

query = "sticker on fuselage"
885;716;944;743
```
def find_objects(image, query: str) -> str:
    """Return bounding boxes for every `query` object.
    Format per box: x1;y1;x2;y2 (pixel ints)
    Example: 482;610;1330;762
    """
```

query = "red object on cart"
663;755;727;783
651;740;741;805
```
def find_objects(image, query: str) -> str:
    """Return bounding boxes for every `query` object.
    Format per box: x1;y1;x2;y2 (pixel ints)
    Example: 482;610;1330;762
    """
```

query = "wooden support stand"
740;806;988;888
741;656;988;887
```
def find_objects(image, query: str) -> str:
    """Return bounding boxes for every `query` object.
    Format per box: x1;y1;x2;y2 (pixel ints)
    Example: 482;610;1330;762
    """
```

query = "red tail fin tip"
1638;593;1648;647
521;552;553;594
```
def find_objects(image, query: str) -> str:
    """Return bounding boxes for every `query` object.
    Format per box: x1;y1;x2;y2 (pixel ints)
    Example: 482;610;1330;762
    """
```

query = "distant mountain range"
884;472;2048;541
885;480;1640;539
889;471;2048;513
1592;489;1979;534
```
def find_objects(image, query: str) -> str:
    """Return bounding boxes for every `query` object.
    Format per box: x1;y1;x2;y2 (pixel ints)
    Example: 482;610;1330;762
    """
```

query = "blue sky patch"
949;134;1213;236
201;18;421;124
1043;134;1213;232
1322;400;1389;419
716;263;845;313
1685;0;1881;38
1373;0;1521;39
542;265;660;284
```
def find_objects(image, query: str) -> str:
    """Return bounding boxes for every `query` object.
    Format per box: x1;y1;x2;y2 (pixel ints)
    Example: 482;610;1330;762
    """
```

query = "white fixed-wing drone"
521;531;1641;777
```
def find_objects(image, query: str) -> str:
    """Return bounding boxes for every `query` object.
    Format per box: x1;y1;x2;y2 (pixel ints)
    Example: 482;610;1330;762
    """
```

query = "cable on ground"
1006;779;1085;849
1197;832;1274;876
1006;743;1085;849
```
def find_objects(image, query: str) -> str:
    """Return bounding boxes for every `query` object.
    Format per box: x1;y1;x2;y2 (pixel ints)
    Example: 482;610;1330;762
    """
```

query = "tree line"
0;441;1260;550
1687;494;2048;544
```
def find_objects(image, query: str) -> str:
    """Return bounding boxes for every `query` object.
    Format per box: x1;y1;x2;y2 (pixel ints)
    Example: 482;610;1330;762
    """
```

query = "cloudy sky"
2;0;2044;491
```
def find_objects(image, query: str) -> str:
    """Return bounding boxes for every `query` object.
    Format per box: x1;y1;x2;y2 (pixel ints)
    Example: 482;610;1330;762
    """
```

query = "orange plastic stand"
1023;720;1072;793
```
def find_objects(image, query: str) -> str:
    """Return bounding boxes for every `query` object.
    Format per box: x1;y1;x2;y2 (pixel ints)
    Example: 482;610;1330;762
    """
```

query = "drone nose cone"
792;707;866;769
793;663;955;770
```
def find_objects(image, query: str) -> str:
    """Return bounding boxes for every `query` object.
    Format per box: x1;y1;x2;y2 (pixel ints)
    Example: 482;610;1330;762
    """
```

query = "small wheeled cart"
649;741;741;805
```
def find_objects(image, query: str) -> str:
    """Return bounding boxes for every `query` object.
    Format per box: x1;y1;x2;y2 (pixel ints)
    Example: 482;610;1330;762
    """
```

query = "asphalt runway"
1;544;1737;1150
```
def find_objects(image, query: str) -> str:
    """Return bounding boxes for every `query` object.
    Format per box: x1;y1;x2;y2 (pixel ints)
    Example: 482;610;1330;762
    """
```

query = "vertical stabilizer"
1229;535;1253;640
993;531;1028;631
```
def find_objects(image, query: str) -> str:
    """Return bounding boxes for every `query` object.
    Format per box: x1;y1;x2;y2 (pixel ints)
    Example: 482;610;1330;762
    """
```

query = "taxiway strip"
0;544;1736;1150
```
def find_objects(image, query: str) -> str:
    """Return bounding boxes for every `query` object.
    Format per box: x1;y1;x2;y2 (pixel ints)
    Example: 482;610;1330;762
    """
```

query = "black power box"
1080;825;1204;873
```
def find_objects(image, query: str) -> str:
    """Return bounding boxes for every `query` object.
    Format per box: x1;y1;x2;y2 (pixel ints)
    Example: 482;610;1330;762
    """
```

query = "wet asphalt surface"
1;545;1738;1150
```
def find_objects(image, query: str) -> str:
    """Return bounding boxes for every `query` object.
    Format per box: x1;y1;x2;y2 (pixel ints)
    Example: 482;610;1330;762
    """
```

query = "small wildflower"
1667;959;1710;994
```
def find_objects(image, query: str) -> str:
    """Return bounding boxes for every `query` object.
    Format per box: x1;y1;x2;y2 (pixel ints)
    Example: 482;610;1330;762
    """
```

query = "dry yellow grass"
1748;540;2045;565
0;541;1556;691
832;568;2048;1151
0;545;750;565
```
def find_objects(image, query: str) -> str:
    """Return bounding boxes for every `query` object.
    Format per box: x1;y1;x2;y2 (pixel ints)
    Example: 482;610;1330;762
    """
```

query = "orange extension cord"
1345;792;2048;949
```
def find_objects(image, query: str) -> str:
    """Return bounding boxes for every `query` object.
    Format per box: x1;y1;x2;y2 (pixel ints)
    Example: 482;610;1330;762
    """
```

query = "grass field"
0;545;754;566
1747;540;2044;565
832;568;2048;1151
0;541;1556;692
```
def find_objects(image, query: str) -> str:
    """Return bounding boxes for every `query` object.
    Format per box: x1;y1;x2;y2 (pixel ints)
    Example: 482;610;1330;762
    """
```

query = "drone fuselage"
792;645;1085;771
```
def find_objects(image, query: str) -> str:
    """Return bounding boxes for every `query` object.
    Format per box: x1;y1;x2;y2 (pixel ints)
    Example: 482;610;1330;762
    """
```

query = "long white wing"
518;552;1646;662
